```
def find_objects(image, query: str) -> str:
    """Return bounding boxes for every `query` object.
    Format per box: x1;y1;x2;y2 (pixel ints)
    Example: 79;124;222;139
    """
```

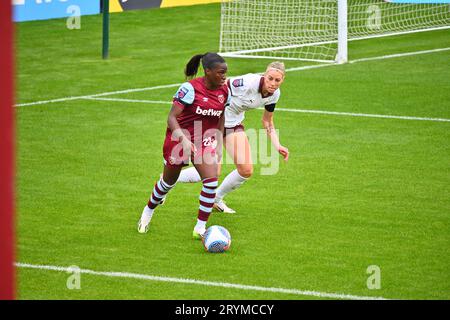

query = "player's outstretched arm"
262;110;289;162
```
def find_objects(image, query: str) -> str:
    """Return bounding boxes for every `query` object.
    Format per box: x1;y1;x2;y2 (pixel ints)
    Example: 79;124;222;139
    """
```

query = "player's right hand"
181;136;197;156
278;145;289;162
191;142;198;156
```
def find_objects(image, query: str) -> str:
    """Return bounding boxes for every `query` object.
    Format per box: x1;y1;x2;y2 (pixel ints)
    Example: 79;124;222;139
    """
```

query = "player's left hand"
278;145;289;162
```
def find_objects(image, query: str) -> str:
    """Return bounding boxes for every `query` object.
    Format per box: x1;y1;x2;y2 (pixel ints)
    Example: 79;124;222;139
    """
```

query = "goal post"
219;0;450;63
337;0;348;64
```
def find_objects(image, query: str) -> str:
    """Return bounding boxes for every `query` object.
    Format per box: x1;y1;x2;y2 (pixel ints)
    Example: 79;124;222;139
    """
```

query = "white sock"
194;219;206;232
140;205;154;225
215;169;248;202
177;167;201;183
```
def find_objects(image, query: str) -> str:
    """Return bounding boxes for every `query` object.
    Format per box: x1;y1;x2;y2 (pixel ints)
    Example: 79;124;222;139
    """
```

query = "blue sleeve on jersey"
174;82;195;105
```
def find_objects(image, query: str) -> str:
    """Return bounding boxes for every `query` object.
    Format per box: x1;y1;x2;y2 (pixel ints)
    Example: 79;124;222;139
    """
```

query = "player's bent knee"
237;166;253;178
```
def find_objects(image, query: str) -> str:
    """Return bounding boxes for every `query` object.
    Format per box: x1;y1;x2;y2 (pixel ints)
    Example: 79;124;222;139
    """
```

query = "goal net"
219;0;450;63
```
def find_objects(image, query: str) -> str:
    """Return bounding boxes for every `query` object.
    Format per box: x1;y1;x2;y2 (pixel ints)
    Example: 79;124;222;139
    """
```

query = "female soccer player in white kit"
177;62;289;213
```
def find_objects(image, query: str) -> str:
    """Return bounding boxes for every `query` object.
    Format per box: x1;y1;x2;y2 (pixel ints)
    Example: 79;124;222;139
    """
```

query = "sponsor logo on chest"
196;106;223;117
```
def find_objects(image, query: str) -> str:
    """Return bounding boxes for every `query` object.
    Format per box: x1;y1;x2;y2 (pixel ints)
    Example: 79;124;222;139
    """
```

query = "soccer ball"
202;225;231;253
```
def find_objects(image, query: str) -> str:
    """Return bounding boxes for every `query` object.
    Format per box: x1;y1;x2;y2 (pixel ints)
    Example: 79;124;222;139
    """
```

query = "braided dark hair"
184;52;226;79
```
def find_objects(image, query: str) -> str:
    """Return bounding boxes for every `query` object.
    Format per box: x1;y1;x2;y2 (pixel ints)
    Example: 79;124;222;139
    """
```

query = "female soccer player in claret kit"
137;52;230;238
177;62;289;213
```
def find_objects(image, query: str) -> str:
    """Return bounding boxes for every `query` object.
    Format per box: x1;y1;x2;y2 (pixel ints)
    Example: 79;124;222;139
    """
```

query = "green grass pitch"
16;3;449;299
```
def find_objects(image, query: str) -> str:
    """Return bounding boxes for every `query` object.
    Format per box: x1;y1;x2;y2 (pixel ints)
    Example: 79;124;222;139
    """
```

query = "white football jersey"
225;73;280;128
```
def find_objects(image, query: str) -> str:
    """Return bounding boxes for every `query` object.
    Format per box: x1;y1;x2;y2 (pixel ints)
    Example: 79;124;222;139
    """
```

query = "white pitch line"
15;47;450;108
84;97;172;105
350;47;450;64
284;63;336;73
15;262;388;300
15;83;182;107
15;95;93;107
89;83;183;97
274;108;450;123
76;96;450;122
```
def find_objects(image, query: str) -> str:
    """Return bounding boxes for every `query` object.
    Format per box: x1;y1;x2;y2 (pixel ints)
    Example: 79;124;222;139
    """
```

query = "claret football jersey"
169;77;231;144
